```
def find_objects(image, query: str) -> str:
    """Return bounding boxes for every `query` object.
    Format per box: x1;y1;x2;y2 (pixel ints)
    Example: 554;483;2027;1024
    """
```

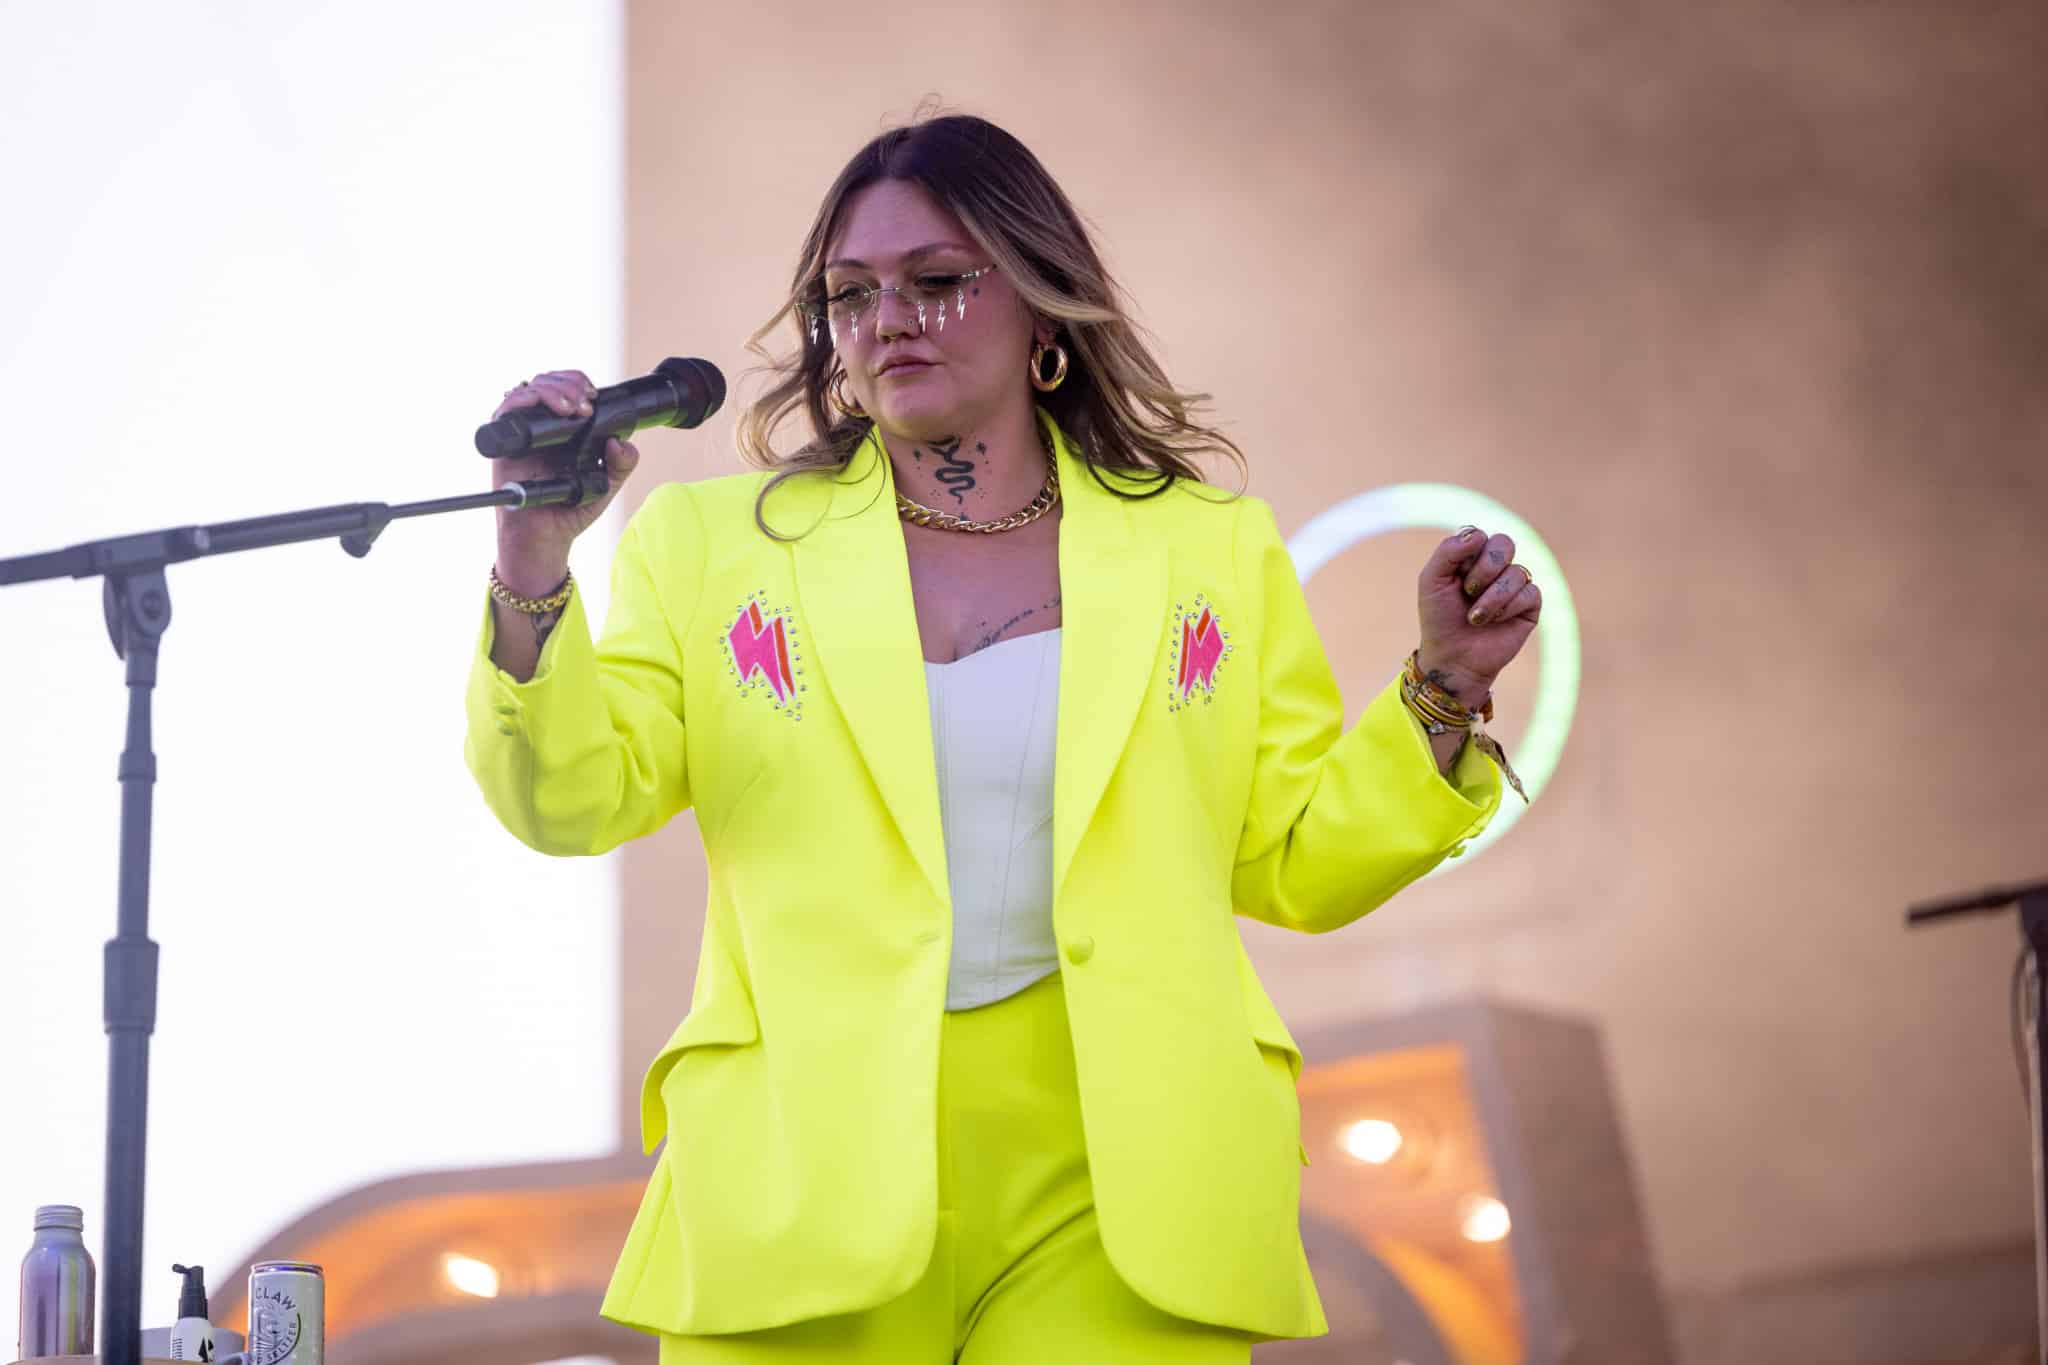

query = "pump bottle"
168;1263;216;1361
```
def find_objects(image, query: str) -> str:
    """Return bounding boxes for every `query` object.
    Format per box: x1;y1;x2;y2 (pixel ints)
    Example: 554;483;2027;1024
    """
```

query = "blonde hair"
738;113;1245;536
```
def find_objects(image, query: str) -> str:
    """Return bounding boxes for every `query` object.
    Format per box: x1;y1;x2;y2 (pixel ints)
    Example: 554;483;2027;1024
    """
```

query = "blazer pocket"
1237;954;1311;1166
638;995;761;1153
1237;954;1304;1085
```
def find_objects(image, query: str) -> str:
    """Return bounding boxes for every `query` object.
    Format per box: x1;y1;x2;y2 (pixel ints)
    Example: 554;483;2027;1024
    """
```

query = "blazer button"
1065;936;1094;965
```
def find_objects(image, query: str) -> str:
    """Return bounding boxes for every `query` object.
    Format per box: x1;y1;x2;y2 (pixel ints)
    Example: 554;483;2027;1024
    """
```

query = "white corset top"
924;628;1062;1012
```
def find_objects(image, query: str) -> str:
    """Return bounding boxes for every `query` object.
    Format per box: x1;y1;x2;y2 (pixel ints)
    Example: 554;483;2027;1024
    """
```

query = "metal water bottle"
17;1204;96;1358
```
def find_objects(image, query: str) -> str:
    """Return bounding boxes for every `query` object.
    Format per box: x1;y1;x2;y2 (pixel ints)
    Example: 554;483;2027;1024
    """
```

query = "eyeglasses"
802;264;1000;346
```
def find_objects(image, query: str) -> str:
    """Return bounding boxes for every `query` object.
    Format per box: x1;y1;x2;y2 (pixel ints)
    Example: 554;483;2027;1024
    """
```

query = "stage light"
1339;1117;1405;1164
1459;1195;1511;1244
441;1253;502;1299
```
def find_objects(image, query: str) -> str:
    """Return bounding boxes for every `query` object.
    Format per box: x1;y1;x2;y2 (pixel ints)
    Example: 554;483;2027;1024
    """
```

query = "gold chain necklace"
895;425;1060;534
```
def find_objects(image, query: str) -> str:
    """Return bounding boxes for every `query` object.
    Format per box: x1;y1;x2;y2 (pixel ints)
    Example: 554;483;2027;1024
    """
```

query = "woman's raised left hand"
1414;528;1540;708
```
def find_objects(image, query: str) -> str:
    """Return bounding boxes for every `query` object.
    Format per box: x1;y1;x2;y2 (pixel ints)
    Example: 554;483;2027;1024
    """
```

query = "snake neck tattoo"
927;435;977;505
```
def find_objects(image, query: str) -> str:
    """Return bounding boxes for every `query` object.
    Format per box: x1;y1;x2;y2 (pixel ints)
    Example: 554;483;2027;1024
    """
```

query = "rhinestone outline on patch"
718;588;806;721
1164;592;1233;713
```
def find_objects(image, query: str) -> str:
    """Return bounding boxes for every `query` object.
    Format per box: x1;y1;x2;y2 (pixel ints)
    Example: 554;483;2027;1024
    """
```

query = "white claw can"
247;1260;323;1365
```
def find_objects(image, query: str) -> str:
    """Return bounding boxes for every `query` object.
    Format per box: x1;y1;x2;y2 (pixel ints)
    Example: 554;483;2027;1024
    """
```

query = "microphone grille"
655;357;726;427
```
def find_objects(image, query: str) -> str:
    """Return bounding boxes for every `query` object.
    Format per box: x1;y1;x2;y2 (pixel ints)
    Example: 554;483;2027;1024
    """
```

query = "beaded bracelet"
1401;651;1528;804
489;566;575;615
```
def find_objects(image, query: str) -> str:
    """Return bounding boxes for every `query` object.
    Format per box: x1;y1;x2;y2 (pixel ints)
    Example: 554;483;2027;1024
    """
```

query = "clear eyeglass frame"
801;263;1001;347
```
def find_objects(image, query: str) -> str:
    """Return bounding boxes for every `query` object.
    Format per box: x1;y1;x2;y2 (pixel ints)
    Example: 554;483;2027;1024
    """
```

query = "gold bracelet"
1401;650;1529;804
1401;675;1469;734
1403;650;1492;723
489;566;574;615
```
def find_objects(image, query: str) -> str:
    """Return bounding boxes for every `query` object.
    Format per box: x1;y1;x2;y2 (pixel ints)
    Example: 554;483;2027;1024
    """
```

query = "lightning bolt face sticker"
1165;593;1232;712
720;592;805;719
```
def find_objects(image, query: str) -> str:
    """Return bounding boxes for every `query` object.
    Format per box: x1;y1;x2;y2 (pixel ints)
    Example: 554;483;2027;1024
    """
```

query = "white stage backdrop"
0;2;623;1347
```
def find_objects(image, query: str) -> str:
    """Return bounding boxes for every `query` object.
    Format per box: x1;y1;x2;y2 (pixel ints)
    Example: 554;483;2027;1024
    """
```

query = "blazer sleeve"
463;483;703;857
1230;496;1502;934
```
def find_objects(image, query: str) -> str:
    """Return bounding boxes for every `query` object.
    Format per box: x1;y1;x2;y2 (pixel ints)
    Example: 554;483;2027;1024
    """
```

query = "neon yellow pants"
657;970;1260;1364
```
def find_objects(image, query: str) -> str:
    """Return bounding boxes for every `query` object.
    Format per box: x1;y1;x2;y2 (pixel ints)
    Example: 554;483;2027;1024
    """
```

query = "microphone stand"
1907;876;2048;1364
0;440;609;1365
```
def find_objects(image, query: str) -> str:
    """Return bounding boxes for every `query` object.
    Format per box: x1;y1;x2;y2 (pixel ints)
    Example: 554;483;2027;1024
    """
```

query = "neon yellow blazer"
464;412;1500;1340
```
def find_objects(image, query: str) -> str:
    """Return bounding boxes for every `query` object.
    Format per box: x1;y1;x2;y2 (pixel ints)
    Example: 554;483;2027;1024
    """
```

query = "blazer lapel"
789;433;950;908
1047;411;1168;899
786;413;1168;911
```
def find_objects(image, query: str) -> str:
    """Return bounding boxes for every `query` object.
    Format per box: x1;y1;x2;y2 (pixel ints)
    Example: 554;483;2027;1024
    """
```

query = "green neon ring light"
1287;483;1581;869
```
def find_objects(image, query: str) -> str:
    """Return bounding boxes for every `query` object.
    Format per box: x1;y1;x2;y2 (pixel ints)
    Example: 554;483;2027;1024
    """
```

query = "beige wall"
617;0;2048;1351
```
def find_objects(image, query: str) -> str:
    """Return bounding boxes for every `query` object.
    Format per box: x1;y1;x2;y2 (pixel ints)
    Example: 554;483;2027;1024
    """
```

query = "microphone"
474;357;725;458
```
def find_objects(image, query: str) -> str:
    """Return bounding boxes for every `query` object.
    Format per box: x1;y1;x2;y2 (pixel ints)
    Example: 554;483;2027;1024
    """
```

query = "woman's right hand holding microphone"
490;369;642;595
488;369;640;681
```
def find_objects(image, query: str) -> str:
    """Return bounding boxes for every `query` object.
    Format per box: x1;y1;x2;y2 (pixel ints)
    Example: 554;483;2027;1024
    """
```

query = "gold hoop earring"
1029;342;1068;392
829;369;866;418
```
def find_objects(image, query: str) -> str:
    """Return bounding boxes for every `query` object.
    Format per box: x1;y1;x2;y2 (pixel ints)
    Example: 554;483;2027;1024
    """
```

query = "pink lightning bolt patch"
1178;608;1224;697
722;594;803;718
1166;594;1231;712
